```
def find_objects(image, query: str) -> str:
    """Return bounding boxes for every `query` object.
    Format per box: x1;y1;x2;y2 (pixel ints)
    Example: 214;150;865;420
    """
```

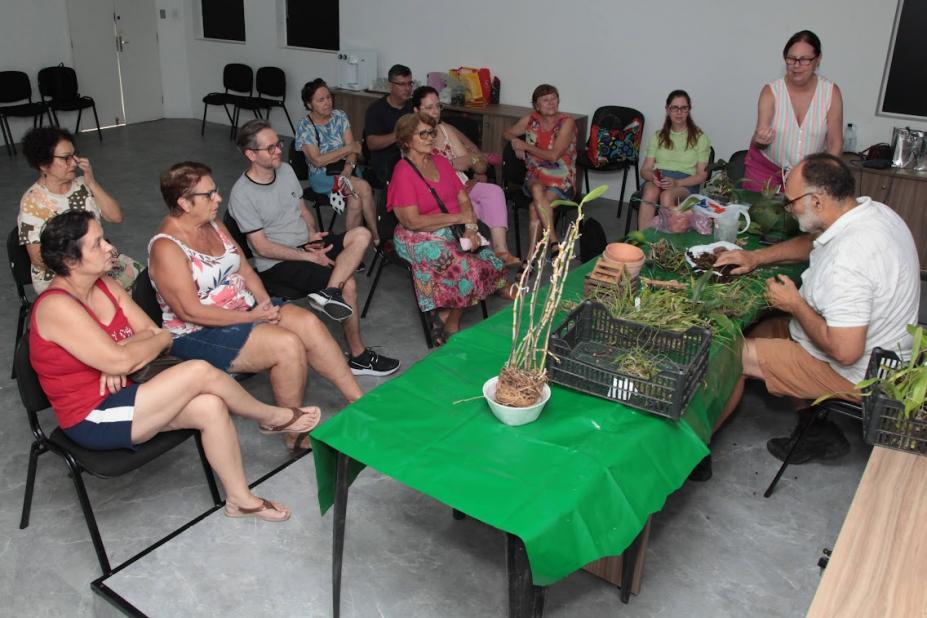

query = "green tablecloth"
312;230;804;585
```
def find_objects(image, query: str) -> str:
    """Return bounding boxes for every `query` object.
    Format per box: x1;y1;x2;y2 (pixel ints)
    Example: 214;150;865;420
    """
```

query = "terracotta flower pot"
602;243;646;279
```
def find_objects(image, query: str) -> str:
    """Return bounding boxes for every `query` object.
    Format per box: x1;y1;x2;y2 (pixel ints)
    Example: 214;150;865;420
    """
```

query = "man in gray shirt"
229;119;399;377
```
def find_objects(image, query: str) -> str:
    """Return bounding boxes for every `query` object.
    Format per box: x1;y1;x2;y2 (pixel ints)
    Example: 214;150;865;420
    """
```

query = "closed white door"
66;0;123;127
114;0;163;123
65;0;162;127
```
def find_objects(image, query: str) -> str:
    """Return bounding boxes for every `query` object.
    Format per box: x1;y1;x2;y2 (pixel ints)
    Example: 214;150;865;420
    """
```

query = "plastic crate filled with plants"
550;237;776;419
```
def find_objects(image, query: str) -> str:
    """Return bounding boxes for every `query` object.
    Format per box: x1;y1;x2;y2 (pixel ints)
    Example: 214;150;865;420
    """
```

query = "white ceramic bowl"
482;376;551;427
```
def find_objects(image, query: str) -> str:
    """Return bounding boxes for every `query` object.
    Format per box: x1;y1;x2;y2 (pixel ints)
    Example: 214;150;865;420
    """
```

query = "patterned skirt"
393;225;505;312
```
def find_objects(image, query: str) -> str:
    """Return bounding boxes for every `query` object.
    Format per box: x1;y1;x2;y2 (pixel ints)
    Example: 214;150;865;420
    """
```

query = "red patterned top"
29;279;135;428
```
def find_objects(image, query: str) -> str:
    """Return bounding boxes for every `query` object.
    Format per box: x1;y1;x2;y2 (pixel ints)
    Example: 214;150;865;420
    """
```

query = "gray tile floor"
0;120;885;616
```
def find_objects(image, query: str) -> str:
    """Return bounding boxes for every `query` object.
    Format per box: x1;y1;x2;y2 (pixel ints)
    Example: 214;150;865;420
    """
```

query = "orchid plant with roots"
494;185;609;407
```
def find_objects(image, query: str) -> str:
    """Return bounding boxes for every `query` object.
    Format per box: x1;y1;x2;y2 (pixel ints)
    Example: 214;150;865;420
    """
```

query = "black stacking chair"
234;67;295;134
287;139;338;232
201;63;253;137
130;268;164;326
220;211;303;299
502;142;532;259
576;106;644;218
361;194;488;348
726;149;748;183
8;227;33;378
0;71;52;155
37;65;102;141
15;334;221;575
624;147;715;236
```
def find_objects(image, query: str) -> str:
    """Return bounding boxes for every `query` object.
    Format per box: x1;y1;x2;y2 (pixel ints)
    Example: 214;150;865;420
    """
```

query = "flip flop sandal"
259;407;320;436
224;498;291;522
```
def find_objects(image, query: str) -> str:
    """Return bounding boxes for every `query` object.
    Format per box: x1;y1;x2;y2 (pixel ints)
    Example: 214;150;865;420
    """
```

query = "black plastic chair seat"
48;426;199;479
47;96;94;112
0;101;48;117
202;92;241;105
576;149;636;172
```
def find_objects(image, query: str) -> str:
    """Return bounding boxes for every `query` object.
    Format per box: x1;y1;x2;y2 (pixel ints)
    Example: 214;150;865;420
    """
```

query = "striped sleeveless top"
764;76;834;172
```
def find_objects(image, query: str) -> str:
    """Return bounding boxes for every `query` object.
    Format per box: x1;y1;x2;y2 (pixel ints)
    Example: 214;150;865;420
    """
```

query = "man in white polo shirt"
715;153;920;464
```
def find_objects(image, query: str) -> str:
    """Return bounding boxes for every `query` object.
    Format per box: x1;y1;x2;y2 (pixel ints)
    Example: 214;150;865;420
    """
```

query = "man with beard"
713;153;919;463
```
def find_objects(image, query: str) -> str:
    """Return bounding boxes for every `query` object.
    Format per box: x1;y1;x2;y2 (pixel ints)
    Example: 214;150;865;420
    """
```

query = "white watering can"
692;199;751;243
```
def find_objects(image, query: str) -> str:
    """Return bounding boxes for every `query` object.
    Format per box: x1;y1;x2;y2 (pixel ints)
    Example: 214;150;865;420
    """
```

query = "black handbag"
128;353;183;383
309;117;348;176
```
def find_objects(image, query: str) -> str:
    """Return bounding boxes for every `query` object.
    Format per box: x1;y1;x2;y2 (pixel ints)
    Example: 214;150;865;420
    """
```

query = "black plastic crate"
547;301;711;420
862;348;927;456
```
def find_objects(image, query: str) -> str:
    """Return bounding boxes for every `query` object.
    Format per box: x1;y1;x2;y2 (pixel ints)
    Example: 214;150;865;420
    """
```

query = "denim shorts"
170;299;285;371
646;169;698;195
63;384;140;451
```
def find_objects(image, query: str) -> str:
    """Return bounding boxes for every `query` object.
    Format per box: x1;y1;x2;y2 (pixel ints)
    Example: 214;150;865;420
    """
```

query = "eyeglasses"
187;188;220;200
250;140;284;153
390;79;413;88
782;192;814;212
52;152;79;162
785;55;817;66
668;105;690;113
416;129;437;139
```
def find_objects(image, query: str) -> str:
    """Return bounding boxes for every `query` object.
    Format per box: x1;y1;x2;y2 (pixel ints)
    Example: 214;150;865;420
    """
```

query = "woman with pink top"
744;30;843;191
411;86;520;268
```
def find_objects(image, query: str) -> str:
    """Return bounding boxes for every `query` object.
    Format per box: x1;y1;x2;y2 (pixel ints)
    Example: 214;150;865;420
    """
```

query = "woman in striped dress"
744;30;844;191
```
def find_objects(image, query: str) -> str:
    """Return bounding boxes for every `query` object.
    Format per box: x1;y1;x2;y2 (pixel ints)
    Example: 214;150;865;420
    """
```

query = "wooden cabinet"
332;89;587;157
852;161;927;269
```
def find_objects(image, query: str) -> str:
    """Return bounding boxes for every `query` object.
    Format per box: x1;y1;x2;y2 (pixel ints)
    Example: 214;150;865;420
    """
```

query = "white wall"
0;0;73;145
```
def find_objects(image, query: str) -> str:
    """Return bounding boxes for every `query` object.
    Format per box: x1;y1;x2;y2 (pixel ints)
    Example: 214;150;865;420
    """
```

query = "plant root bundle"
495;366;548;407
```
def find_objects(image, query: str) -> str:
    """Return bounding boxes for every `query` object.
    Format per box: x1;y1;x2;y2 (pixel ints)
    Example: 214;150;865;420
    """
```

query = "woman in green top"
638;90;711;229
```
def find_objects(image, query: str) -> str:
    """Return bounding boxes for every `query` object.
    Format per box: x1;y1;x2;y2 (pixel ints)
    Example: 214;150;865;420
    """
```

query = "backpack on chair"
578;217;608;263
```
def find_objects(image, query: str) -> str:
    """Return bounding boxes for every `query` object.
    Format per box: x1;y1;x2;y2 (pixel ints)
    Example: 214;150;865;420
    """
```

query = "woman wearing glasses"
388;112;511;345
638;90;711;230
17;127;142;293
148;162;363;452
295;79;379;245
744;30;844;191
411;86;520;268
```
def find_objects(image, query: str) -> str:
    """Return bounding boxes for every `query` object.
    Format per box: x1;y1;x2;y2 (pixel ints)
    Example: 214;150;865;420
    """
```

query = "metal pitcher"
891;127;917;168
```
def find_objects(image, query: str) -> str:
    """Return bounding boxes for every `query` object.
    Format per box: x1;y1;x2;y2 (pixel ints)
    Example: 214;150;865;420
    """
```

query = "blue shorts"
63;384;140;451
169;299;285;371
309;172;335;194
646;169;698;195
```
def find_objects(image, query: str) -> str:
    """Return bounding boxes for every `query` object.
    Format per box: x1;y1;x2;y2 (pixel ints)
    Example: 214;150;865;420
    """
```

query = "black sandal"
425;310;449;347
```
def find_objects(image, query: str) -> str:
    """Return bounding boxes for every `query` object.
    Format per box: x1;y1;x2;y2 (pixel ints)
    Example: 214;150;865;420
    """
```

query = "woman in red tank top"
28;211;322;522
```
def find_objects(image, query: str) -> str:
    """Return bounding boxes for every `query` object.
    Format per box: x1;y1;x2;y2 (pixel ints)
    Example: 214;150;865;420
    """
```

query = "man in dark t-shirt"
364;64;413;184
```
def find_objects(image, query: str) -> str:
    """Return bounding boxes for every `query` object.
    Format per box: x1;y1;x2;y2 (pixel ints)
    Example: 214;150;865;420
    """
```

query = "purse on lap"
127;353;183;383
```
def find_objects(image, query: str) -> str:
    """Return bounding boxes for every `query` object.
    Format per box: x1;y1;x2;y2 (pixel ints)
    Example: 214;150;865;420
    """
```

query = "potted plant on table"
483;185;608;426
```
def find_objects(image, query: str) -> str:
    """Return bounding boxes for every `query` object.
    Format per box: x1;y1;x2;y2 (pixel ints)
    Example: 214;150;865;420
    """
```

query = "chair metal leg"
360;255;387;317
19;441;43;529
480;300;488;319
75;107;83;134
193;433;221;506
506;533;545;617
328;210;337;232
367;247;382;278
332;451;351;618
764;409;822;498
314;203;325;232
66;456;112;574
201;104;208;135
90;103;102;141
281;105;296;134
617;167;630;218
584;167;591;196
2;116;15;156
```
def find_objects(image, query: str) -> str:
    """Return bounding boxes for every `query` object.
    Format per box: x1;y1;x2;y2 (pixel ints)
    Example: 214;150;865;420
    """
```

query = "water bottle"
844;123;857;154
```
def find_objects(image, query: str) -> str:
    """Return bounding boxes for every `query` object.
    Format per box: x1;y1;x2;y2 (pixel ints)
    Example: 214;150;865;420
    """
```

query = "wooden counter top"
806;447;927;617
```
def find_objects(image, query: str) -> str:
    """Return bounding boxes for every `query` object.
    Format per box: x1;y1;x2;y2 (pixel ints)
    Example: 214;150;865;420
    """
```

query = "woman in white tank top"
744;30;844;191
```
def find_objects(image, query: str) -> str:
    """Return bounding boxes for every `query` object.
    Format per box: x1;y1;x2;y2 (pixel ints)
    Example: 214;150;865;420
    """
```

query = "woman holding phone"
638;90;711;230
